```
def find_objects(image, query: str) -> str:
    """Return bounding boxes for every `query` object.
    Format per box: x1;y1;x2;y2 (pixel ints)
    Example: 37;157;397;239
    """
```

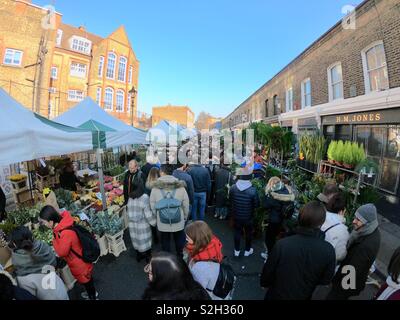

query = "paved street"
68;209;382;300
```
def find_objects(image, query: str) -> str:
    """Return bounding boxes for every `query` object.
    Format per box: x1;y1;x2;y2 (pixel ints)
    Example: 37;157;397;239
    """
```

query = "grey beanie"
355;204;377;224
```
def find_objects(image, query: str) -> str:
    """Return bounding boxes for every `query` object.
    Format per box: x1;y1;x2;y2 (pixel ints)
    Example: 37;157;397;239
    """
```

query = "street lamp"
129;85;137;127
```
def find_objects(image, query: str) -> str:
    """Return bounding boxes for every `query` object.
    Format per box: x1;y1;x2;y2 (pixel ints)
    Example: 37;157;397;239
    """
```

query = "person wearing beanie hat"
229;164;260;257
327;204;381;300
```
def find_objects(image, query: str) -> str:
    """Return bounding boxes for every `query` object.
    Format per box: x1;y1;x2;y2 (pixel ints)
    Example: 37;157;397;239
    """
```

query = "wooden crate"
11;179;28;192
106;230;127;258
13;189;33;204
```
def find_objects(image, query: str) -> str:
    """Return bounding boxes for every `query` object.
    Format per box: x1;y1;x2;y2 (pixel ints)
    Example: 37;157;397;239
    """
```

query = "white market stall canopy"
148;120;198;145
54;97;147;147
0;88;94;166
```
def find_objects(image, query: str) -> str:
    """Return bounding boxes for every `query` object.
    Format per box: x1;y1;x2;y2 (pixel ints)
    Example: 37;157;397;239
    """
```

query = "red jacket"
53;211;93;284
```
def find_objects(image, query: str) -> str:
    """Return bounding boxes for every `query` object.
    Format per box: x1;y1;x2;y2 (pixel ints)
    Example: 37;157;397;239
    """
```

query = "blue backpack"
155;189;182;225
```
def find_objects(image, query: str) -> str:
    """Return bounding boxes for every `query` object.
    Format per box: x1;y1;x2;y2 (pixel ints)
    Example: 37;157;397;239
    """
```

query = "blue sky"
36;0;362;119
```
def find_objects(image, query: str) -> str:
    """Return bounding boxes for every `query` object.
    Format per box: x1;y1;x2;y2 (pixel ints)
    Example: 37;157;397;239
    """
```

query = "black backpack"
65;224;100;263
209;261;236;299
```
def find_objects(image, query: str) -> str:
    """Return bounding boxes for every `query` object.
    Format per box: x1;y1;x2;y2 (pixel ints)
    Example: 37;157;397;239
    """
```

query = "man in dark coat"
0;186;6;222
187;164;211;221
173;164;194;207
123;160;145;205
214;164;234;220
327;204;381;300
260;201;336;300
229;168;260;257
59;162;84;192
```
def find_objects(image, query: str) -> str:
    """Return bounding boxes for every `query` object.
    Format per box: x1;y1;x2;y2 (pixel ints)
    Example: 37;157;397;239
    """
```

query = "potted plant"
353;142;366;167
356;158;379;184
342;141;354;169
327;141;337;164
334;141;345;167
313;135;326;172
9;174;28;190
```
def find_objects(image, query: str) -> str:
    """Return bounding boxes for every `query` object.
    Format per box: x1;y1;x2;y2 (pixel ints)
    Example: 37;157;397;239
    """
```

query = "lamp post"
129;85;137;127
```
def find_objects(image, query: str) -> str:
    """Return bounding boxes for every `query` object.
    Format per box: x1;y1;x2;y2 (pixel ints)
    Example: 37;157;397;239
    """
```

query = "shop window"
368;127;385;157
335;125;351;141
386;126;400;160
379;159;400;193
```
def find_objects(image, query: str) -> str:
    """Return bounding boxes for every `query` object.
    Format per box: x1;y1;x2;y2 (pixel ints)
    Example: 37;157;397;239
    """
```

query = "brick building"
152;105;195;128
222;0;400;201
0;0;140;125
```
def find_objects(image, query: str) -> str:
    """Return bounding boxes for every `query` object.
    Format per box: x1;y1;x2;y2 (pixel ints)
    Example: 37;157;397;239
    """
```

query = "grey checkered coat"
127;194;157;253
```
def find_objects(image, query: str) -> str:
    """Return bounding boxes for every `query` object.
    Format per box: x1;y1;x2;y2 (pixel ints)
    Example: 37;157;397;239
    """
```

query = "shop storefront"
298;117;319;134
322;108;400;197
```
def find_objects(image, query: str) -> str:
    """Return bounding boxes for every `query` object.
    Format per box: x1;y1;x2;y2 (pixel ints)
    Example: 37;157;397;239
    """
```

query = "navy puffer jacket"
229;184;260;222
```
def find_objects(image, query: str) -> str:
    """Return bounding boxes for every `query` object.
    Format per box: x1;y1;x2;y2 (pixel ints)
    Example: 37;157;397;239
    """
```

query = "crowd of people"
1;154;400;301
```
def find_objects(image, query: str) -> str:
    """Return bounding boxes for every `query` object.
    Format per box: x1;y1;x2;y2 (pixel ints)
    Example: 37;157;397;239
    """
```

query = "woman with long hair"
9;226;69;300
145;167;160;196
127;183;156;263
185;221;233;300
142;251;210;300
39;206;97;300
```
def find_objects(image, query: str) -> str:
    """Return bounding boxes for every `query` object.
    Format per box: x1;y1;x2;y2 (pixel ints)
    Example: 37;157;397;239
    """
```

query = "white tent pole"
96;148;107;211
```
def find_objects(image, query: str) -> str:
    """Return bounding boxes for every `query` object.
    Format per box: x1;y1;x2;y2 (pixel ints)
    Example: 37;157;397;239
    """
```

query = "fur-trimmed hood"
152;175;187;190
271;185;295;202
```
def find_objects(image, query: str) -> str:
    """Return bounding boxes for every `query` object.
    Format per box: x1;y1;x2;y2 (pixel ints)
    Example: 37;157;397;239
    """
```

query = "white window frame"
104;87;114;111
118;57;127;82
49;87;57;94
70;62;87;78
56;29;63;46
106;52;117;79
301;78;312;109
3;48;23;66
285;87;293;112
96;87;102;106
128;66;133;84
98;56;104;78
116;90;125;112
327;62;344;101
67;90;84;102
361;40;389;94
70;36;92;55
49;101;55;119
51;66;58;79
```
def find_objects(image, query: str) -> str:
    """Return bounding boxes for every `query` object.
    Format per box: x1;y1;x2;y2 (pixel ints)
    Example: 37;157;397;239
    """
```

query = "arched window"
118;57;127;82
362;41;389;93
116;90;125;112
328;63;343;101
265;99;269;118
106;53;116;79
273;95;279;115
104;87;114;110
98;56;105;77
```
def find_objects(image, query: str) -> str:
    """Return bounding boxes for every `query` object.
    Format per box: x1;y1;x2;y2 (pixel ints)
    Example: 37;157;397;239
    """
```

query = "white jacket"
321;211;350;262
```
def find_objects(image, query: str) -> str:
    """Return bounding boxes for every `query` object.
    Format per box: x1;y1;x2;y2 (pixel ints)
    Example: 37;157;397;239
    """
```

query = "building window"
67;90;84;102
49;87;57;94
70;62;87;78
328;63;343;101
98;56;104;78
286;88;293;112
118;57;127;82
362;41;389;93
116;90;124;112
104;87;114;110
265;99;269;118
96;87;102;106
71;36;92;55
56;29;63;46
51;67;58;79
49;101;55;119
127;95;132;112
106;53;116;79
273;95;279;115
301;78;312;108
128;66;133;84
3;49;23;66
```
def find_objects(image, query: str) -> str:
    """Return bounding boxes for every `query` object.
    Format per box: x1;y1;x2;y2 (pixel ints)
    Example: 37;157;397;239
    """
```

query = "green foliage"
32;226;53;246
264;166;282;181
54;189;79;213
0;221;17;238
355;158;379;176
6;207;31;226
342;141;354;165
354;143;366;165
334;141;345;163
327;141;337;161
89;210;123;236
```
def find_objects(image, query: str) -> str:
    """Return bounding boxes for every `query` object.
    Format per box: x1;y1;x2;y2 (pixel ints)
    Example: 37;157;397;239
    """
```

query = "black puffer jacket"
229;183;260;222
264;186;295;224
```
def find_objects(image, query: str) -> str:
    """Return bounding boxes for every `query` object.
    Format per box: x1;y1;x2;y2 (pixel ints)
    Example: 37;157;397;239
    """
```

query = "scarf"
347;220;379;248
186;236;223;264
377;276;400;300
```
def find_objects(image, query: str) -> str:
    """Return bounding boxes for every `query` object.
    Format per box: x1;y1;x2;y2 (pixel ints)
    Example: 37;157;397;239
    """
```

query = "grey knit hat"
355;204;378;224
